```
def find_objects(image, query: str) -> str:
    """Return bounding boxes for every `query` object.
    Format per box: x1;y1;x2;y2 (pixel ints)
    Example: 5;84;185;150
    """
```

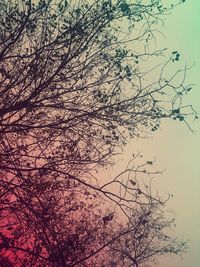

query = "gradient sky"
113;1;200;267
154;1;200;266
142;1;200;266
152;1;200;266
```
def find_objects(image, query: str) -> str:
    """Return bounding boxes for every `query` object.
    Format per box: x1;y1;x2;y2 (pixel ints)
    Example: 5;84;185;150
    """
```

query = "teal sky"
137;1;200;266
113;1;200;267
155;1;200;266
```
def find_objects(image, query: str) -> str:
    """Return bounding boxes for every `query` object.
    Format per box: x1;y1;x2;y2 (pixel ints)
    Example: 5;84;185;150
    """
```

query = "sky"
155;1;200;266
122;1;200;266
106;1;200;267
1;1;199;266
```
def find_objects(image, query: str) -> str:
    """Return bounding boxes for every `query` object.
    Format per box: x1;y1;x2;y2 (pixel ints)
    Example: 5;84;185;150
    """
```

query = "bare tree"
0;0;192;266
0;0;195;178
0;167;187;267
0;170;113;266
108;200;188;267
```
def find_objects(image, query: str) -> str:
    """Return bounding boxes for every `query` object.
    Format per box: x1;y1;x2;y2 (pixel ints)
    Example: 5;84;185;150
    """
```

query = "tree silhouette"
0;173;111;266
0;0;195;177
0;169;187;267
0;0;193;266
108;201;188;267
